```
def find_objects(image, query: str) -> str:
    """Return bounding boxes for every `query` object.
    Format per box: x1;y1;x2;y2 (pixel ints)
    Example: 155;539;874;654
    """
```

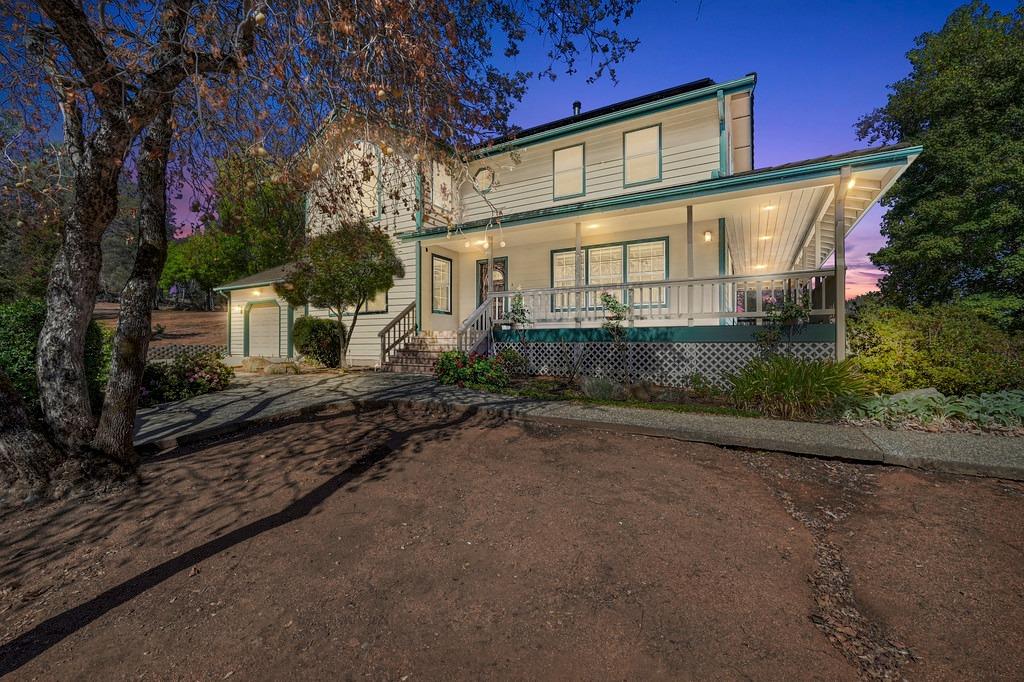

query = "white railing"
484;268;835;328
456;299;494;353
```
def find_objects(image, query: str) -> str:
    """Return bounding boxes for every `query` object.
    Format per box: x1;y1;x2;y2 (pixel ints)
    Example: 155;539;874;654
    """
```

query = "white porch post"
487;235;495;316
835;165;851;361
686;205;694;326
574;221;583;327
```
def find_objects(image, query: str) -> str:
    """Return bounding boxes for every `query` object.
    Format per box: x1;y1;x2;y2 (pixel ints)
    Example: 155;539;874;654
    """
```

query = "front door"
477;257;508;305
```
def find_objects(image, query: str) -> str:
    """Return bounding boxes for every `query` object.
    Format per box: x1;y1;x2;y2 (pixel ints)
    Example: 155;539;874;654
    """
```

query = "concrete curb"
139;392;1024;482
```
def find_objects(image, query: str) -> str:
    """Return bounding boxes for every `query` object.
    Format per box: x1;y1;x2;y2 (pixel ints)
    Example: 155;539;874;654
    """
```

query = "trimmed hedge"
847;300;1024;395
0;299;111;411
293;315;342;367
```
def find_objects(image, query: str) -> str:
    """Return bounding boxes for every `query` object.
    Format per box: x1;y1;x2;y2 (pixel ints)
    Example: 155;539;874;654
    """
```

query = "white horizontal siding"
460;100;720;224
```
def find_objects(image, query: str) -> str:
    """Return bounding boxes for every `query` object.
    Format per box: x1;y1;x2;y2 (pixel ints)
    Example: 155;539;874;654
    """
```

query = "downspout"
415;171;424;332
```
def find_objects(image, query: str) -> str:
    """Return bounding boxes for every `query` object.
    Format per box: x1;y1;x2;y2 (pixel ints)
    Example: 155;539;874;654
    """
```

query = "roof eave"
405;144;921;240
470;74;758;159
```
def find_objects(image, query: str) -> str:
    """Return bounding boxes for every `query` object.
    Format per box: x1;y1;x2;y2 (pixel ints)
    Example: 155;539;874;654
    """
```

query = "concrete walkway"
134;371;1024;481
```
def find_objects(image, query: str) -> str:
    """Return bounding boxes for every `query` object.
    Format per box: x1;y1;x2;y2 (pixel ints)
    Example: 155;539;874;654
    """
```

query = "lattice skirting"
492;341;835;388
147;343;227;361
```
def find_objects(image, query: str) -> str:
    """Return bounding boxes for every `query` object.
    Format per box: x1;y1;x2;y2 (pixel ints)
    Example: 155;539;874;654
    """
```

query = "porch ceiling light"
758;235;772;241
847;177;856;190
252;290;261;296
762;205;775;212
587;223;599;229
753;264;766;269
703;230;712;242
499;240;506;248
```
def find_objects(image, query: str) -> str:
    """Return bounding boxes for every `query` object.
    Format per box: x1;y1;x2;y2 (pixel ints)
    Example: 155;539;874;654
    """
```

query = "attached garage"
245;302;281;357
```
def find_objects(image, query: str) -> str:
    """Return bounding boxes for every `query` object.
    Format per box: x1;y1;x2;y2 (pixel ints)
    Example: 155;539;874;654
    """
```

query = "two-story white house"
215;73;920;385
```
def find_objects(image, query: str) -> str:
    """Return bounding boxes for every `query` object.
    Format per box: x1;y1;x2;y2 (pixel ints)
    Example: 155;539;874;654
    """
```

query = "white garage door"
247;303;280;357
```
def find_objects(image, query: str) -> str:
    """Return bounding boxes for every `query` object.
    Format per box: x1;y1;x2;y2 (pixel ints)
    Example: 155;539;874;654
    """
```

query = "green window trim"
552;143;586;201
431;253;453;315
326;290;391;317
549;236;670;310
242;299;283;357
622;123;663;188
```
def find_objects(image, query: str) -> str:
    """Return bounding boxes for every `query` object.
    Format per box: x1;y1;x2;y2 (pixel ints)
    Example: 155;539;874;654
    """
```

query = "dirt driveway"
2;405;1022;680
93;302;224;347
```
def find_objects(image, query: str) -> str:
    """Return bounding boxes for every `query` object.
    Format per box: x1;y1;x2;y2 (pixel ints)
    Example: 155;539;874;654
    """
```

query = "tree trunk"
337;311;349;368
92;105;173;469
0;369;62;494
36;125;131;451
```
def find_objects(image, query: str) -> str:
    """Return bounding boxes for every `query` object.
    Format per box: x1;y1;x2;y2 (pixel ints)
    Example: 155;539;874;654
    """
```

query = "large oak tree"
0;0;641;493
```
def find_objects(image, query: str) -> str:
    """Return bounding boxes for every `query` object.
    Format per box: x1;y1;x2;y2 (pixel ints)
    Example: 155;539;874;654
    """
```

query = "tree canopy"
856;2;1024;316
275;222;404;366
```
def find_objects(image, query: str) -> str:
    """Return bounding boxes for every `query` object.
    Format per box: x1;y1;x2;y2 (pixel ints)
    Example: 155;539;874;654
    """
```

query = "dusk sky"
499;0;1015;296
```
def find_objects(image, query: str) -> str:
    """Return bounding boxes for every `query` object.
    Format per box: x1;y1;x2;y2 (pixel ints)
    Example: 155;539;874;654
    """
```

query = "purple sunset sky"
498;0;1014;297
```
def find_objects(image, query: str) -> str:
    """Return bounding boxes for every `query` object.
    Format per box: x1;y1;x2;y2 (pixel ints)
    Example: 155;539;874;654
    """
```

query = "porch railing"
378;301;416;366
457;299;494;354
484;268;835;328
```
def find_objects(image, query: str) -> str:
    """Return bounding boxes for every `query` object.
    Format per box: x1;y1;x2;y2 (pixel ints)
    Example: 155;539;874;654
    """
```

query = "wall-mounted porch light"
703;230;712;243
847;177;856;190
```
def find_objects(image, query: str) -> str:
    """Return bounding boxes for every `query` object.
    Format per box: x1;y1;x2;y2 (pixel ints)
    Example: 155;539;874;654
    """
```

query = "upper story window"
623;125;661;186
553;144;585;199
430;161;453;211
351;141;381;220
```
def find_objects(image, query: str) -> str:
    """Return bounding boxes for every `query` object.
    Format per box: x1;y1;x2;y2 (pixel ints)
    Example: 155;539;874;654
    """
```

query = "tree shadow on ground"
0;403;486;676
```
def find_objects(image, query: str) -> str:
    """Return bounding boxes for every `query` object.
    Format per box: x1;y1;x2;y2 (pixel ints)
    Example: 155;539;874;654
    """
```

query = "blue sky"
499;0;1014;295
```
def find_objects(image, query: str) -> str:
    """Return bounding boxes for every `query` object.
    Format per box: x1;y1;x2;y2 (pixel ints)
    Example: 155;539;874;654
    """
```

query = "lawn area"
93;302;225;348
2;405;1022;679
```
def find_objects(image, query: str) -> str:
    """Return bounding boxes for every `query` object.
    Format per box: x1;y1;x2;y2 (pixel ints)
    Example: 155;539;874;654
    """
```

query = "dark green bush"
434;350;509;390
0;299;111;411
494;347;528;377
847;300;1024;395
729;356;870;420
140;351;233;406
293;315;342;367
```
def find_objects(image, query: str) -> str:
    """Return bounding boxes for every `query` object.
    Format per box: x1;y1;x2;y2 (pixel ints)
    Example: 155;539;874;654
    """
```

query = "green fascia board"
471;75;757;159
214;278;283;293
493;323;836;344
403;145;922;242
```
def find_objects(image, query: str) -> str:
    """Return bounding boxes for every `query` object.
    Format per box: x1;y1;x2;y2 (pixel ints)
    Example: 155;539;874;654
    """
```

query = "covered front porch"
398;145;919;381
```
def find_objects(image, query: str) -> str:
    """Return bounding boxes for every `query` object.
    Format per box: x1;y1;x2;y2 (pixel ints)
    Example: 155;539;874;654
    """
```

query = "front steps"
382;331;457;375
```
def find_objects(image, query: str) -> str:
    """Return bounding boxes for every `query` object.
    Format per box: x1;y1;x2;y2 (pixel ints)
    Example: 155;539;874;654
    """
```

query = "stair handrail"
457;297;493;354
378;301;417;367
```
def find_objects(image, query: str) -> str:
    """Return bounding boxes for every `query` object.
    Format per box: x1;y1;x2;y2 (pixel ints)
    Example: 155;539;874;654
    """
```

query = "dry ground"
93;302;225;347
1;405;1022;680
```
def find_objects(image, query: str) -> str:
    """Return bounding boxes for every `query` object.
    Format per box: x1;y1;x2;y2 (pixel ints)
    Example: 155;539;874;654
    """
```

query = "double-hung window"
551;239;667;308
553;144;585;199
351;141;381;219
431;254;452;314
623;125;661;186
431;161;453;211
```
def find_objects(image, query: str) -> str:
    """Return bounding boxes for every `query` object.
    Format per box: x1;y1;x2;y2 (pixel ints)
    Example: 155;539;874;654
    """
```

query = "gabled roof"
214;263;294;292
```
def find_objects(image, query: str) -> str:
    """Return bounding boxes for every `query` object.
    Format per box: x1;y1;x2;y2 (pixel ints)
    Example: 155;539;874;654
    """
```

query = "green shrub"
0;299;110;411
847;390;1024;430
729;356;870;420
847;300;1024;395
140;351;233;406
292;315;341;367
579;375;625;401
433;350;509;390
495;347;528;377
